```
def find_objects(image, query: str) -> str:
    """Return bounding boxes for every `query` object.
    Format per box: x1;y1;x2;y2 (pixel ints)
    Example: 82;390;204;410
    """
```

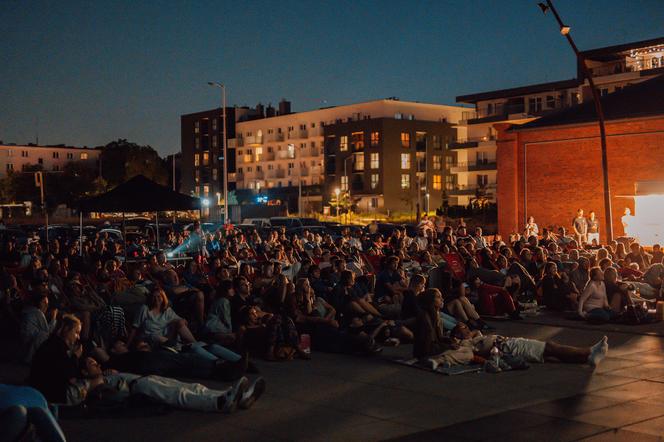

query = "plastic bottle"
490;345;500;365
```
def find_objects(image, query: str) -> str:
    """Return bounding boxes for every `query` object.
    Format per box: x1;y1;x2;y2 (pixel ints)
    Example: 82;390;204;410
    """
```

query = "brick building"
496;75;664;241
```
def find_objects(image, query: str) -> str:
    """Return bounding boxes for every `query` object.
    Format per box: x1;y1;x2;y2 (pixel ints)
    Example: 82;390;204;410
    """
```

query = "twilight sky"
1;0;662;155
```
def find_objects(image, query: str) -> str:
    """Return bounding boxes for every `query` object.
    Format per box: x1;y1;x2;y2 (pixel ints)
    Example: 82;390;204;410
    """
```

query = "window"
288;162;294;169
194;121;200;134
351;132;364;150
195;138;200;149
340;175;348;191
195;170;200;183
212;169;218;180
432;135;442;149
6;149;13;157
477;175;489;186
80;152;88;160
415;132;427;150
370;131;380;146
238;167;243;174
401;174;410;190
310;141;316;148
339;135;348;151
256;165;262;172
370;153;379;169
416;152;425;171
432;174;442;190
6;163;13;172
22;151;28;157
212;136;218;148
203;185;210;196
66;153;73;159
38;158;43;165
528;97;542;113
203;151;210;166
52;152;59;159
546;95;556;108
401;132;410;148
53;165;60;171
401;153;410;169
354;153;364;171
371;173;379;189
432;155;442;170
370;197;379;208
194;154;200;166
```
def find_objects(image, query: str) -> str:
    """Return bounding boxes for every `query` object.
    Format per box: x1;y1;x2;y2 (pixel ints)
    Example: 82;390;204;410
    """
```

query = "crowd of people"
4;211;663;437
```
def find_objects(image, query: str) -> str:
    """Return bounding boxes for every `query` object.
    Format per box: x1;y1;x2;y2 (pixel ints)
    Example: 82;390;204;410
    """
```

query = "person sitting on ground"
445;283;490;331
578;267;617;323
413;288;474;369
540;262;577;311
20;290;58;363
451;322;608;368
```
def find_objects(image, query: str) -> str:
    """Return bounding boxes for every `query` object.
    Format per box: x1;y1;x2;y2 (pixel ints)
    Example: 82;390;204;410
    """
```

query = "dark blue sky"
1;0;662;155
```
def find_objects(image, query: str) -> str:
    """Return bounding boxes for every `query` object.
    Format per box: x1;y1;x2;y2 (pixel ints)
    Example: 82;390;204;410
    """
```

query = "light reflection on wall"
625;195;664;245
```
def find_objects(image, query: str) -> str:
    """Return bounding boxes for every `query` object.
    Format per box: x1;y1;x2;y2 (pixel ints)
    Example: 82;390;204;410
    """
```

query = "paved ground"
3;317;664;441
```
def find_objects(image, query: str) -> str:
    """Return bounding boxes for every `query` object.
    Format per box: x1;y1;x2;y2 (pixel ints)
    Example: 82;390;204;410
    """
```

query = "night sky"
1;0;662;155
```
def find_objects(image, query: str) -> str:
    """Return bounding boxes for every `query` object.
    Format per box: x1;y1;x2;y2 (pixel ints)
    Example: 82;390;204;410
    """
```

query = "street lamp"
343;155;353;224
538;1;613;242
208;82;228;224
334;188;341;219
425;192;430;213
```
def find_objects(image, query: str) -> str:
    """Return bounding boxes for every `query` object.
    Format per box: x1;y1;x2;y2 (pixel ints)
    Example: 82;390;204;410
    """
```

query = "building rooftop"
0;143;98;150
456;79;580;104
513;74;664;130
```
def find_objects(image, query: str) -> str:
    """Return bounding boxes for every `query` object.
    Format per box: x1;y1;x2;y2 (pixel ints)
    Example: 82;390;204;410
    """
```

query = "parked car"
269;217;303;230
299;217;322;227
243;218;272;229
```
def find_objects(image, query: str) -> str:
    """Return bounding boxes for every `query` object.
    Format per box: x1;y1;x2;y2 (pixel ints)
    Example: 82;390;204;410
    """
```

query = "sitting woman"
20;289;58;363
129;288;241;363
413;289;474;370
64;272;106;341
578;267;617;323
445;284;490;331
540;262;577;311
203;280;236;346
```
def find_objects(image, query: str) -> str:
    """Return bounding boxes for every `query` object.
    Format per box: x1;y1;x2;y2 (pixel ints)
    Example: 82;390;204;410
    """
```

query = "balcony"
446;183;496;196
245;135;263;146
449;160;497;173
267;169;286;179
300;167;310;177
277;150;295;160
299;129;308;139
448;136;496;149
264;152;275;161
266;133;285;142
236;137;244;147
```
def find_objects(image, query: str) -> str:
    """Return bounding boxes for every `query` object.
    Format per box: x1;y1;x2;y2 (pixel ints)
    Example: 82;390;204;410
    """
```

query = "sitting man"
452;322;608;369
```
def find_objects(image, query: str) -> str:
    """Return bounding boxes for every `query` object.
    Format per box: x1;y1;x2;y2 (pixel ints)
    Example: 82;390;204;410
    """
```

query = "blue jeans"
187;341;241;362
440;312;458;331
586;308;617;323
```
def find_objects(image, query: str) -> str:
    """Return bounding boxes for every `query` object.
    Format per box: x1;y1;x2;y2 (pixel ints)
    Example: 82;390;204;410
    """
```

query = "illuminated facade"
496;74;664;242
233;99;466;214
455;36;664;207
0;143;100;178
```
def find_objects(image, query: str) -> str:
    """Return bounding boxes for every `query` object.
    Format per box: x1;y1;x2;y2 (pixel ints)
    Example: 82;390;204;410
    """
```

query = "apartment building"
0;143;100;178
180;106;261;217
233;99;467;214
453;36;664;207
323;118;455;216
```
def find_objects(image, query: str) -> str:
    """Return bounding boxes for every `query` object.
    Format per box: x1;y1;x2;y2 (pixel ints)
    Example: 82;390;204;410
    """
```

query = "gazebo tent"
78;175;201;252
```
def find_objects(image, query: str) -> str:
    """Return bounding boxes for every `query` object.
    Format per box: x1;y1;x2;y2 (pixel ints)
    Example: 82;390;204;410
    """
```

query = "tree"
100;139;168;187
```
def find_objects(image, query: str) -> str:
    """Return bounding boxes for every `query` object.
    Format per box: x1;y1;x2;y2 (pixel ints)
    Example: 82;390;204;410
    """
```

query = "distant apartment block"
0;143;100;179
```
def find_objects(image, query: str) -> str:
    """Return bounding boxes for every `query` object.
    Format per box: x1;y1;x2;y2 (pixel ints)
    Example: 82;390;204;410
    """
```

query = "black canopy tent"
78;175;201;254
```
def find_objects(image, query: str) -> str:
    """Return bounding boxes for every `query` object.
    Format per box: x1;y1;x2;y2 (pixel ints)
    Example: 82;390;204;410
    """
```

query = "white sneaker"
588;336;609;368
219;377;248;413
239;377;266;410
426;359;439;371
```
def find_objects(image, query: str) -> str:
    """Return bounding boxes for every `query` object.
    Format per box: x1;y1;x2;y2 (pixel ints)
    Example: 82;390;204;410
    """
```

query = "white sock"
588;336;609;368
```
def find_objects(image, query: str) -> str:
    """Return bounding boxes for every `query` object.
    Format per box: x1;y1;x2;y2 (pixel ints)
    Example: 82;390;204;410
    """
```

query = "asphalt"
2;317;664;441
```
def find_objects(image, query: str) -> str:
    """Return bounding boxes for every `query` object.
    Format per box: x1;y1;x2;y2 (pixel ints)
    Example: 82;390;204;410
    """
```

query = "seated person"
203;279;236;346
161;269;205;325
445;284;490;331
578;267;617;323
540;262;577;311
20;290;58;363
452;322;608;368
0;384;66;442
471;276;520;319
412;289;474;369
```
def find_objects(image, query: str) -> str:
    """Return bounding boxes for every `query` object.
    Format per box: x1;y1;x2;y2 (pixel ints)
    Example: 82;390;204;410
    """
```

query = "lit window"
370;131;380;146
433;174;442;190
401;132;410;148
351;132;364;150
7;149;13;157
194;121;200;134
203;185;210;196
203;152;210;166
354;153;364;171
340;175;348;191
194;154;200;166
401;153;410;169
432;155;442;170
340;136;348;151
401;174;410;189
371;174;379;189
80;152;88;160
370;153;379;169
432;135;442;149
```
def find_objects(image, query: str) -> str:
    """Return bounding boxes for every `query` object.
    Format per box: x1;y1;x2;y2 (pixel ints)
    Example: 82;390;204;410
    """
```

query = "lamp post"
207;82;228;224
343;155;353;224
538;1;613;242
334;188;341;219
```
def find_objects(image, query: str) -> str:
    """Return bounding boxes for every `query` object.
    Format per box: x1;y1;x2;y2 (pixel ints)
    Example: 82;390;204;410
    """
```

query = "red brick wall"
497;117;664;240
